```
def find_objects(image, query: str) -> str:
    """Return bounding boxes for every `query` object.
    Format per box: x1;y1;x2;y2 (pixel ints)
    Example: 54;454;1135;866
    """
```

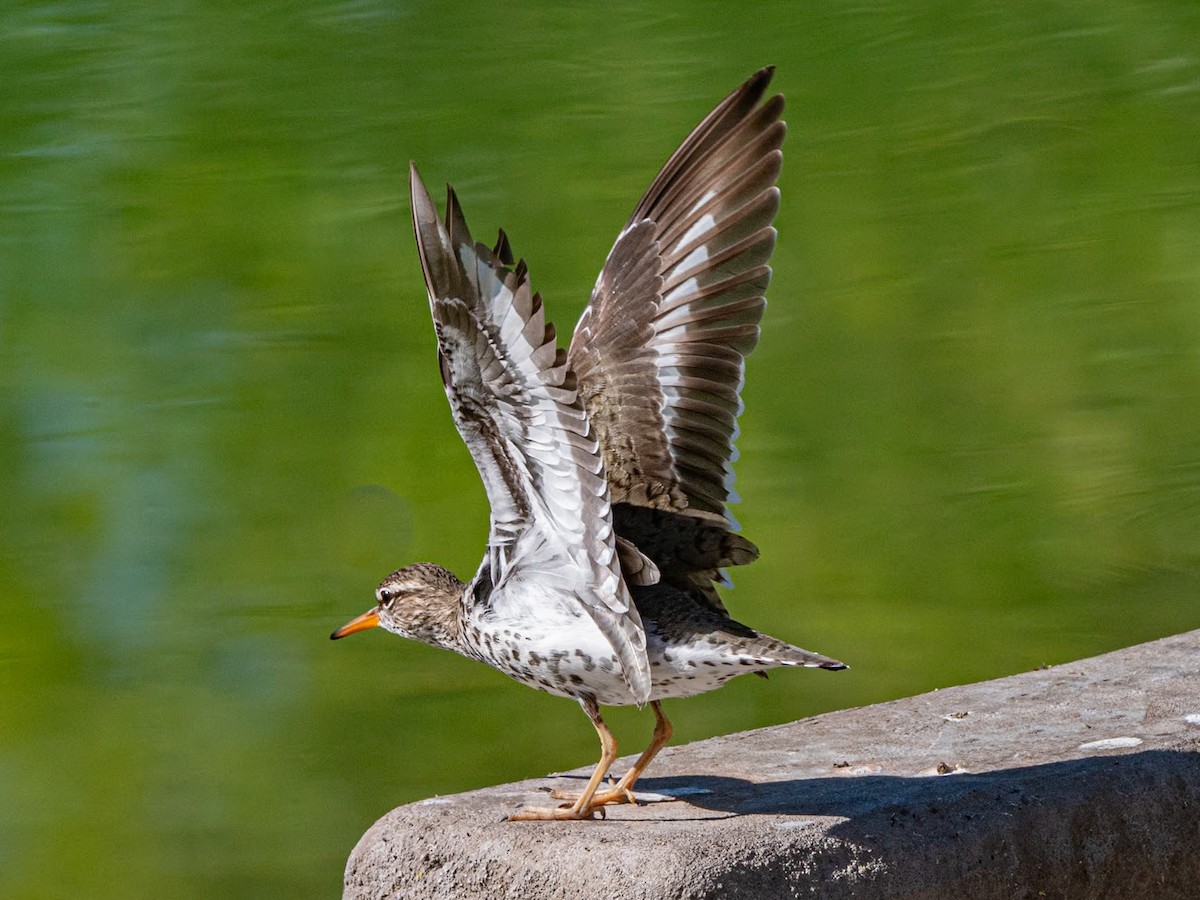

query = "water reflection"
3;2;1199;897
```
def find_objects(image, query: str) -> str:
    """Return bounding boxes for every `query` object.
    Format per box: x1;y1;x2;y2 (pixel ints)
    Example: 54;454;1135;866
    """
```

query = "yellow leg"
509;697;619;821
548;701;673;809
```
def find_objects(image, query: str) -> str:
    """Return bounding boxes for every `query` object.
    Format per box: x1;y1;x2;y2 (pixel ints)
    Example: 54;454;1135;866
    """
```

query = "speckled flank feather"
368;563;844;707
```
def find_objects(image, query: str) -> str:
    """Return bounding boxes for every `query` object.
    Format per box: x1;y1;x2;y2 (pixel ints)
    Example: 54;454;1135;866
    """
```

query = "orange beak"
330;608;381;640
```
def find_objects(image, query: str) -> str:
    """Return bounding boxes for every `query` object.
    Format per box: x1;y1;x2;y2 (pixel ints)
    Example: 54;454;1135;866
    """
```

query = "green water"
3;2;1199;896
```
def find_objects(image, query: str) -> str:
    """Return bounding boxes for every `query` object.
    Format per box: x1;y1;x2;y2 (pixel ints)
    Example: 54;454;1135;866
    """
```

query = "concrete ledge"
343;630;1200;899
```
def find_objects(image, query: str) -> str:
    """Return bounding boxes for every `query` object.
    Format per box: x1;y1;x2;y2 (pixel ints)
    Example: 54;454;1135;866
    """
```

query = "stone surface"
343;630;1200;899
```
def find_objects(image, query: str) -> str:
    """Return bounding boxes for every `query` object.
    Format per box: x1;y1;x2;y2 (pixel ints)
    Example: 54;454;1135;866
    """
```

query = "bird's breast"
460;586;636;705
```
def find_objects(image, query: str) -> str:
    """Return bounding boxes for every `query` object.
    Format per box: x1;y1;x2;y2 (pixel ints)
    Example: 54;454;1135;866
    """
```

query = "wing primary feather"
565;69;784;613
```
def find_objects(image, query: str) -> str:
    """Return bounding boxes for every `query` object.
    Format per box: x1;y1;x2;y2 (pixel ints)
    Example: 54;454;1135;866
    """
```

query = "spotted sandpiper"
332;67;846;821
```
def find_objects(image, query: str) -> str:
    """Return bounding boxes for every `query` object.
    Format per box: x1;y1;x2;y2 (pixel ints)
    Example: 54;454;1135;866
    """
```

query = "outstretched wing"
569;67;782;522
408;164;650;702
567;68;784;606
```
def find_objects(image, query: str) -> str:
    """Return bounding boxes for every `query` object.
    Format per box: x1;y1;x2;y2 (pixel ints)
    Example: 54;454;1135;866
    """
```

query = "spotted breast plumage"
331;67;846;821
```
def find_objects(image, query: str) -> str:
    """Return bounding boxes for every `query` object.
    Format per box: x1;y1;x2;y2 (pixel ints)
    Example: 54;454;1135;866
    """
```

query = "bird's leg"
509;697;618;821
589;700;673;805
550;700;673;808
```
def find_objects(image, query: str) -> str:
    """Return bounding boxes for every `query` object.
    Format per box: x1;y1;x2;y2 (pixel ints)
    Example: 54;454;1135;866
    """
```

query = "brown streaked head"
330;563;466;650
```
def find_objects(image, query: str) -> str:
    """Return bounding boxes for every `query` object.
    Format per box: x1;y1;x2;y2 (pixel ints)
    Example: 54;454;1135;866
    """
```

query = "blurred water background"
2;1;1199;896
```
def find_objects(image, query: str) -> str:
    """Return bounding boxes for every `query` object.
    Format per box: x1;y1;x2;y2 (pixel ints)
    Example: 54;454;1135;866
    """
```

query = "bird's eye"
378;589;394;606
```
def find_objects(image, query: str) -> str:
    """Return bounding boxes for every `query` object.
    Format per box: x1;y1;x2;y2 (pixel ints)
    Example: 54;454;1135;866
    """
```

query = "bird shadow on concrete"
547;748;1200;826
520;748;1200;897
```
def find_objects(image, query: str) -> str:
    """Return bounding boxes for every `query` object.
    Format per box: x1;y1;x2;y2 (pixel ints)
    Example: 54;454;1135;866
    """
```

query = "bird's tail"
761;638;848;671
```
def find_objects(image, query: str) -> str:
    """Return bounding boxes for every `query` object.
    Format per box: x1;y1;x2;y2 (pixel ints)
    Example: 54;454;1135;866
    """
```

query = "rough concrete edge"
343;630;1200;900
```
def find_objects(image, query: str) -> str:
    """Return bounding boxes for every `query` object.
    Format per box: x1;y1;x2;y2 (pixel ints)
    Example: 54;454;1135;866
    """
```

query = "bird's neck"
416;567;468;651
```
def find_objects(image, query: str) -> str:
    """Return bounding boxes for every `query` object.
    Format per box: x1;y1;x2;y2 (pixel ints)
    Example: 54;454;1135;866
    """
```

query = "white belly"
462;594;766;707
462;591;636;705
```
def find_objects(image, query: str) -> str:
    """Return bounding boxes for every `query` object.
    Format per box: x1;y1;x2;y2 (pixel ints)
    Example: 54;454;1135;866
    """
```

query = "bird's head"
330;563;464;649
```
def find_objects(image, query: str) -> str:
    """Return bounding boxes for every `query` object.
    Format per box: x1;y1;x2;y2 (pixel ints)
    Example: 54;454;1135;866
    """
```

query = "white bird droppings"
1078;736;1143;752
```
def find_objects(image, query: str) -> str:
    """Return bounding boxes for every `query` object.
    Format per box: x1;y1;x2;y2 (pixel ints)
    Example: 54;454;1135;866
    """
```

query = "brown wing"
567;68;784;608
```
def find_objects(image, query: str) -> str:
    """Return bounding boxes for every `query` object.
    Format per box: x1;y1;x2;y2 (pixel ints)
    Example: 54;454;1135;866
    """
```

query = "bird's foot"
510;776;634;820
548;784;637;806
507;802;608;821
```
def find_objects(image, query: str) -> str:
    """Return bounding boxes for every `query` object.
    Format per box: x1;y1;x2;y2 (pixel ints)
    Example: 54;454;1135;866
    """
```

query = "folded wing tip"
626;655;653;705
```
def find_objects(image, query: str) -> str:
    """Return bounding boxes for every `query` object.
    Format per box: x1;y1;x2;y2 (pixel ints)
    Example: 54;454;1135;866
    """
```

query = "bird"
331;67;846;821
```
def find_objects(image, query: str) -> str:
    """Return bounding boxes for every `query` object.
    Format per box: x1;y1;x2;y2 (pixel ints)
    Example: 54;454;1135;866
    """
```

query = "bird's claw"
508;802;606;821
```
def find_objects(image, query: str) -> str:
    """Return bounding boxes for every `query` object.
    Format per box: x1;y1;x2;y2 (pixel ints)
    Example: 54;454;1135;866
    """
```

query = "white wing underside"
409;165;651;703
